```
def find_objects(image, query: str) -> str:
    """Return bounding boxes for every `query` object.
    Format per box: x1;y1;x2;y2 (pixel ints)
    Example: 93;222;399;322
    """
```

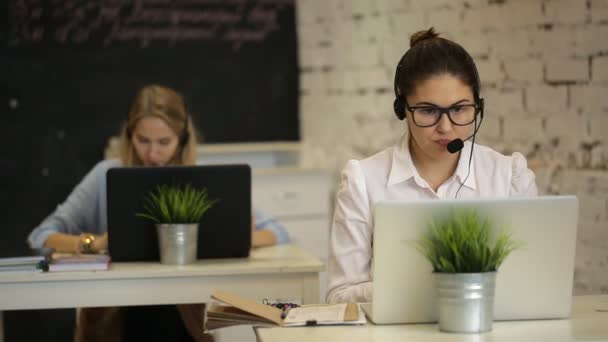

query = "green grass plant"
136;183;217;224
415;209;522;273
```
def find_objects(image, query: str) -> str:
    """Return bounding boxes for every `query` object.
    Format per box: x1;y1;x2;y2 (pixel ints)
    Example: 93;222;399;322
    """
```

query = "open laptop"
362;196;578;324
107;164;251;262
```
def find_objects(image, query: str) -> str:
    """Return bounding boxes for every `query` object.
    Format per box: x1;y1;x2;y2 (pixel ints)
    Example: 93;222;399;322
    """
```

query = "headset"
126;113;190;147
392;47;484;122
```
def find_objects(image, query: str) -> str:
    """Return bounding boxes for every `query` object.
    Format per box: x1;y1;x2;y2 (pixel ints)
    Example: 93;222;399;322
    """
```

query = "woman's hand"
92;233;108;253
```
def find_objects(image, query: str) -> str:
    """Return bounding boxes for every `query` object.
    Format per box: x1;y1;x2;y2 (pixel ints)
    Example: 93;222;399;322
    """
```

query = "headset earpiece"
393;98;406;120
393;64;407;121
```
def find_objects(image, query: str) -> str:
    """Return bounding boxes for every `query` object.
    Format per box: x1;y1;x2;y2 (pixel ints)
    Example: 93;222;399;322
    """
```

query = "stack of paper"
0;248;53;273
48;254;111;272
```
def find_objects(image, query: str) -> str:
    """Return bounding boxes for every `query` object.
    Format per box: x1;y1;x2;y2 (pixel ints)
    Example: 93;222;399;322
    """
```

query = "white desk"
0;245;324;342
256;295;608;342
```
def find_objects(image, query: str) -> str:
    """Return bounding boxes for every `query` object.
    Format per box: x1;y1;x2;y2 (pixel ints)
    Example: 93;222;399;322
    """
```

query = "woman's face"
405;73;476;162
131;116;180;166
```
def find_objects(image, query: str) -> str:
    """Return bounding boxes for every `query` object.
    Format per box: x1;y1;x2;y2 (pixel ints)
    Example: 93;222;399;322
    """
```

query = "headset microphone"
447;139;464;154
445;98;485;154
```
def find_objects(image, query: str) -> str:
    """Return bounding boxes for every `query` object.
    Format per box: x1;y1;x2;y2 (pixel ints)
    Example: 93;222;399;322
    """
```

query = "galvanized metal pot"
156;223;199;265
435;272;496;333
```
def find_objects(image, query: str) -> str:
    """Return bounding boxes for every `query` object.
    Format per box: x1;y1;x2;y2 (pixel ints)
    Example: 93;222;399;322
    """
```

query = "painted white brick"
579;195;607;222
428;8;463;34
579;170;608;195
326;69;358;93
487;31;531;60
502;115;544;142
591;8;608;23
381;39;406;69
476;59;503;84
299;46;330;69
544;0;588;24
481;88;524;117
476;114;501;141
345;41;382;68
526;86;568;113
546;59;589;82
341;91;377;118
345;0;377;17
410;0;456;11
330;19;358;45
462;5;508;32
570;85;608;112
589;111;608;144
354;66;392;90
300;71;326;95
592;0;608;8
528;28;577;57
388;11;429;38
376;0;409;12
296;0;322;24
456;32;490;58
503;0;544;29
573;25;608;56
323;0;347;21
558;169;583;195
324;42;342;69
297;23;329;47
503;59;543;83
544;110;588;146
593;57;608;81
578;220;608;250
373;91;400;121
358;14;393;44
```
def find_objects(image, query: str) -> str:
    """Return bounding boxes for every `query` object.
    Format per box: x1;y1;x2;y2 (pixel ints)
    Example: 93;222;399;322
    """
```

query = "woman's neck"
409;138;460;192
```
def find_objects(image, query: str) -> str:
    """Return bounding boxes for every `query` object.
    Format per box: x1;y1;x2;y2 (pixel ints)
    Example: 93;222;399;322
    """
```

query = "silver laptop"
362;196;578;324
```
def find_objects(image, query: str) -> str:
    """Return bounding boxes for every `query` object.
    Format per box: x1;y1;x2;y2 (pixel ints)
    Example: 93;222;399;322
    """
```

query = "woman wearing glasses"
326;28;538;304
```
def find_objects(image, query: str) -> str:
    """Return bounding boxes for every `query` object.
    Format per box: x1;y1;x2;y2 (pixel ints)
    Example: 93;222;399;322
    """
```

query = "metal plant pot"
435;272;496;333
156;223;199;265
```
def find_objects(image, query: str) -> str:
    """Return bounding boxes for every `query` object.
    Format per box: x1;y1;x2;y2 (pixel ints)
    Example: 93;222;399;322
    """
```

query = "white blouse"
326;135;538;304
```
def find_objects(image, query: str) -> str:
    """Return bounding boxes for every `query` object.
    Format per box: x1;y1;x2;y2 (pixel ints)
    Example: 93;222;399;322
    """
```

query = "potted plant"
415;209;522;333
137;183;217;265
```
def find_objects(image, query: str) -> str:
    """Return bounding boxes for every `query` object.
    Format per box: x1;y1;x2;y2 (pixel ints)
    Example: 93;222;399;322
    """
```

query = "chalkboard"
0;3;298;339
1;0;299;143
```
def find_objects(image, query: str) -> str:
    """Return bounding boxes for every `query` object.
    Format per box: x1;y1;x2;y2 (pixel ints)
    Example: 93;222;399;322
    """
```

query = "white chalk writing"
7;0;293;50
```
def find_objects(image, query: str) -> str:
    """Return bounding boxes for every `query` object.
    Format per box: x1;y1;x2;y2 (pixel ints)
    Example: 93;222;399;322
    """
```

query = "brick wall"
297;0;608;294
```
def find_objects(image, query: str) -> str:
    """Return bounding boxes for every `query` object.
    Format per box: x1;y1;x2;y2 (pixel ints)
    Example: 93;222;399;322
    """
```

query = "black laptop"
106;164;251;262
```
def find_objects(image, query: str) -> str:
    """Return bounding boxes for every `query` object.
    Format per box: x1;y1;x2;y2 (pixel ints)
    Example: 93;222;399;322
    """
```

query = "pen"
280;305;292;319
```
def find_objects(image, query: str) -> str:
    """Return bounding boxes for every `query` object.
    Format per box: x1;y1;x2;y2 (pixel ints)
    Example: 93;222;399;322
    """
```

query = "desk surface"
0;245;324;310
256;295;608;342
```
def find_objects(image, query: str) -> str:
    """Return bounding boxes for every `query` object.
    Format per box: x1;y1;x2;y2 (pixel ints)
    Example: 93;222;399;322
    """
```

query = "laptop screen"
369;196;578;324
107;164;251;262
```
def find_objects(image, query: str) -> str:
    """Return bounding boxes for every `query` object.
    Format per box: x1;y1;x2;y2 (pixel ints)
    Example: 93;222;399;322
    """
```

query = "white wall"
296;0;608;294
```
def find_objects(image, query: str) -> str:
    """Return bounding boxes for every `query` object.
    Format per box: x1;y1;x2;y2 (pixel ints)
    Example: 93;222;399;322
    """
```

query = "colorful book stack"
0;248;53;273
48;254;111;272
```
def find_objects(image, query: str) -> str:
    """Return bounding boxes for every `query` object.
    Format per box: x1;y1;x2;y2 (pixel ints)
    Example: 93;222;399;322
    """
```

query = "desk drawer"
252;171;330;217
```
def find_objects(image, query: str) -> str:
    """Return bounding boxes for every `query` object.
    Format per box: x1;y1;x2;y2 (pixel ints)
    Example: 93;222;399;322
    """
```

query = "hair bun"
410;27;439;48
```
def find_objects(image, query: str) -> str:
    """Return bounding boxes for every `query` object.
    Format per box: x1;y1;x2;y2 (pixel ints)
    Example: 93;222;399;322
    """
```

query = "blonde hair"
119;85;198;166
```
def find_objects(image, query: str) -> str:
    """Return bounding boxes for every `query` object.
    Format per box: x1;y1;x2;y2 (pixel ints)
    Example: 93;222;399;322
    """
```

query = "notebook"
208;291;365;328
362;196;579;324
107;164;251;262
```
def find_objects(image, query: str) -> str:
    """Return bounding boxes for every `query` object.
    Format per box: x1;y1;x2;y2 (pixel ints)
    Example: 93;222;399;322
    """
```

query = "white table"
256;295;608;342
0;245;324;342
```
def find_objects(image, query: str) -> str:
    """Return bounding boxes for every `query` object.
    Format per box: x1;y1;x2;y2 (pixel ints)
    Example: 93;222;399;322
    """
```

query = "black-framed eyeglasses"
405;102;481;128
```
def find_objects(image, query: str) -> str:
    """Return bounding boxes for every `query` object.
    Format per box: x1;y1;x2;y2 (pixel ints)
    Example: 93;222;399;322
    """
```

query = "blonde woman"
28;84;288;341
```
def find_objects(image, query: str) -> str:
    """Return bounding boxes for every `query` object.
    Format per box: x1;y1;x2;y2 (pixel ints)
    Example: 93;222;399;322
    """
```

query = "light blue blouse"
27;159;290;248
